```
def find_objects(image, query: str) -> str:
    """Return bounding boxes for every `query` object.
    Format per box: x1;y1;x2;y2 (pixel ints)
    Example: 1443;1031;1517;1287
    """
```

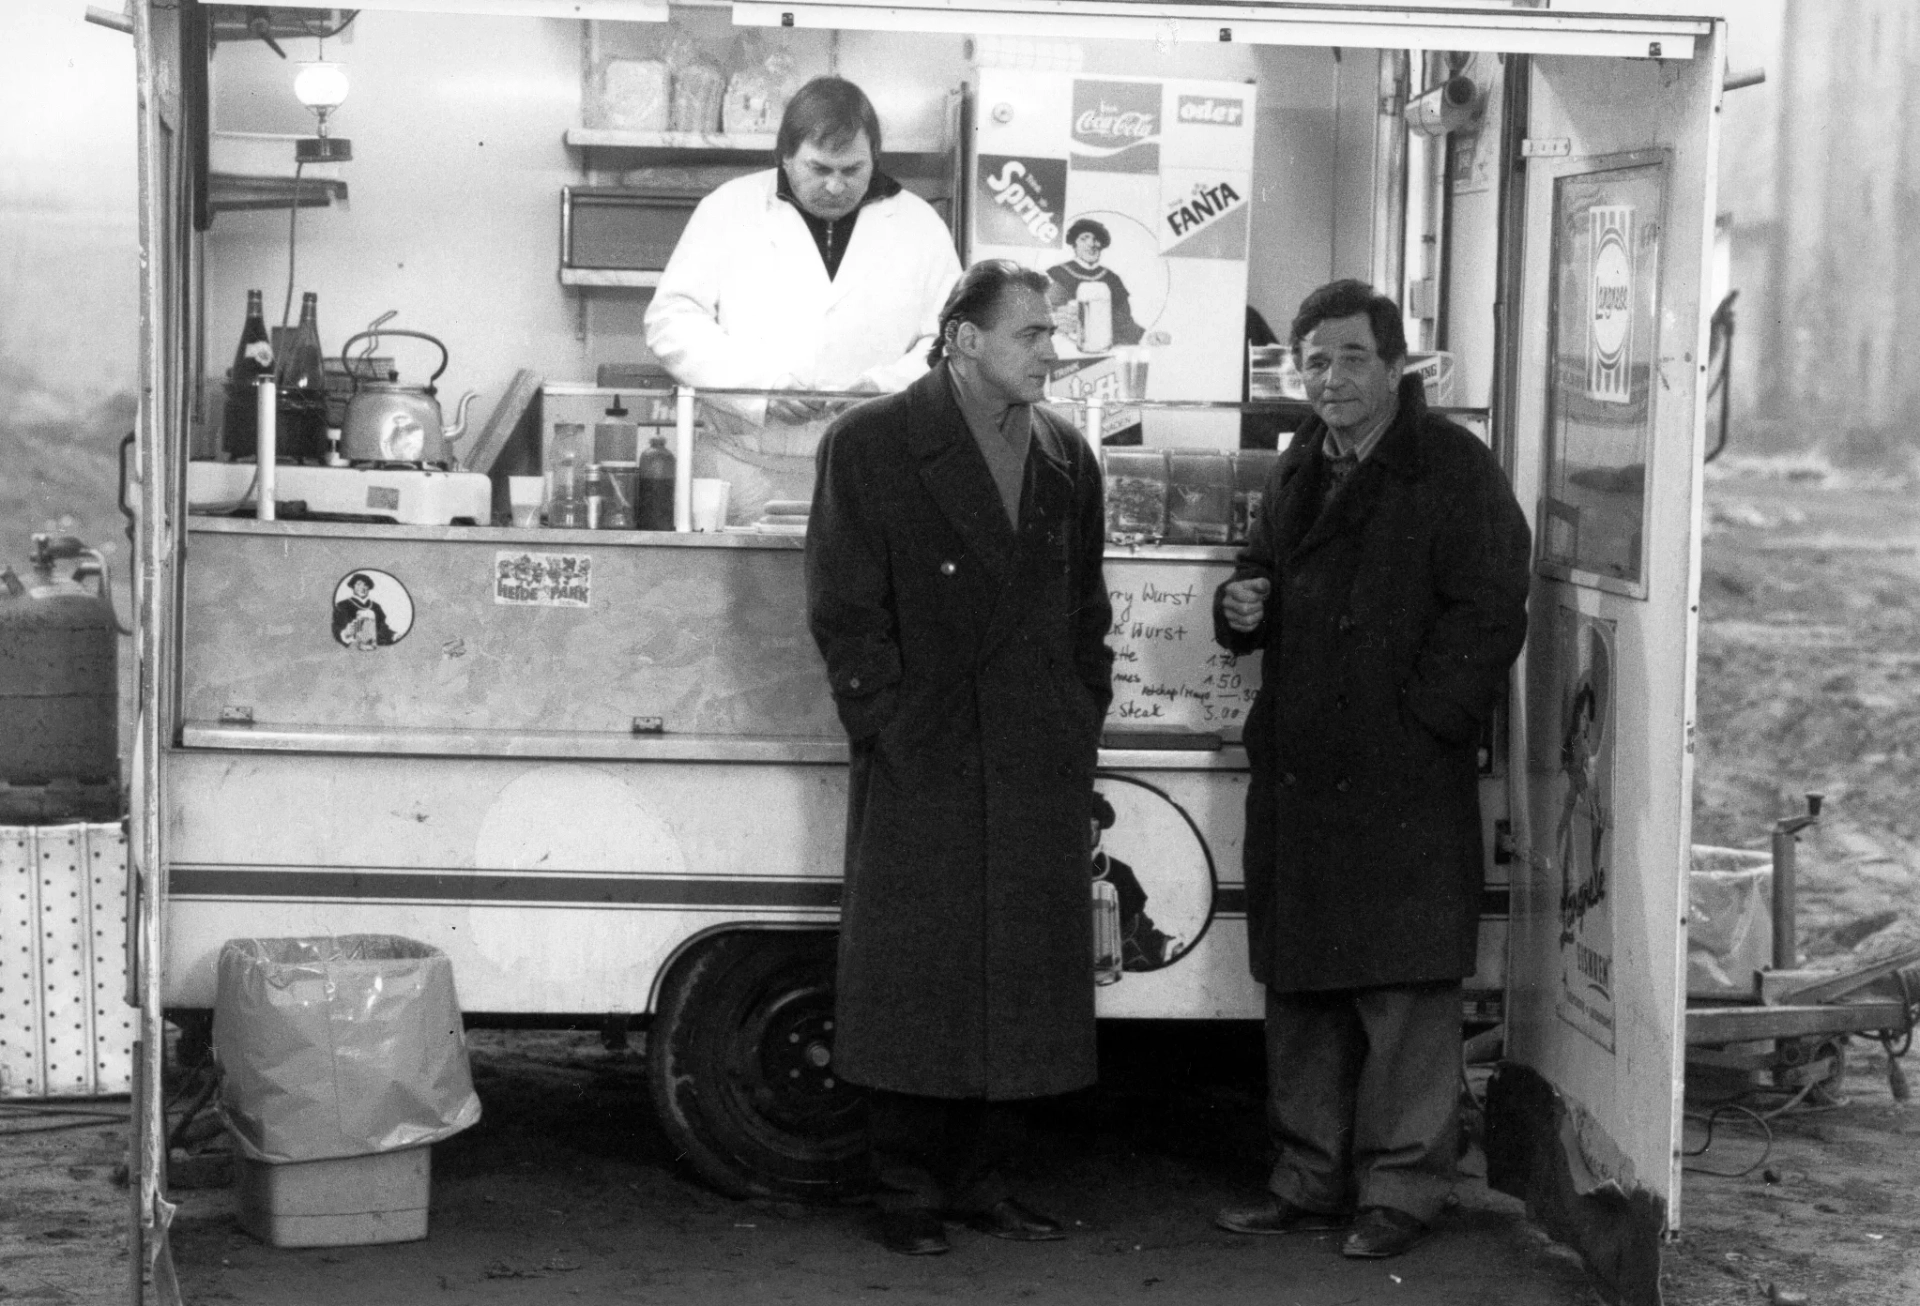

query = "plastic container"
237;1146;430;1248
1164;451;1233;545
599;58;669;130
1230;450;1280;544
1103;449;1169;543
598;462;638;529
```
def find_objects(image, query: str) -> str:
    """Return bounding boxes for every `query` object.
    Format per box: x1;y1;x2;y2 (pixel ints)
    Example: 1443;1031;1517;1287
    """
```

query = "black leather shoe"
1214;1197;1350;1235
878;1210;951;1256
1340;1207;1428;1259
962;1198;1067;1241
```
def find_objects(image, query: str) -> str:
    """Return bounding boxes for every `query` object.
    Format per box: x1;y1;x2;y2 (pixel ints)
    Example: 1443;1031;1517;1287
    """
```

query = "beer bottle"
220;290;274;459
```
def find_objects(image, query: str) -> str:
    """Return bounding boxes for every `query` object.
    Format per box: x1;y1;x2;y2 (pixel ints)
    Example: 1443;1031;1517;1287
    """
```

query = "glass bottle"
221;289;274;459
274;292;328;461
635;433;677;531
546;423;590;528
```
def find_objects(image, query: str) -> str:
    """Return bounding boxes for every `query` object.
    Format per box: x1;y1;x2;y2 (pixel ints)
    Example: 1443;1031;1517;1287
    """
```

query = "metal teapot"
338;328;477;467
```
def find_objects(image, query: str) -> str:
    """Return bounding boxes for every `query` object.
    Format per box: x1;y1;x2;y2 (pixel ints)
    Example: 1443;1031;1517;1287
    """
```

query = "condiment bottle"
221;289;273;459
546;422;589;528
635;433;676;531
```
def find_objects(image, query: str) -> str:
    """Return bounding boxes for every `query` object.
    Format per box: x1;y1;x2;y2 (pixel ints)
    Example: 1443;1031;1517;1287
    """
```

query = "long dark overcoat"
1213;375;1530;993
806;363;1114;1099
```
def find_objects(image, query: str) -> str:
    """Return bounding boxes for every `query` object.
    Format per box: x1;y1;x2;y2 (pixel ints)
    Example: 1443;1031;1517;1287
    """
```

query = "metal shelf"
559;267;662;289
563;126;950;171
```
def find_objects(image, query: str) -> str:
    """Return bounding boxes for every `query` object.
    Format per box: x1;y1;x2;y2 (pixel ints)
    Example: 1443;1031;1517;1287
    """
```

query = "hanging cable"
282;160;306;329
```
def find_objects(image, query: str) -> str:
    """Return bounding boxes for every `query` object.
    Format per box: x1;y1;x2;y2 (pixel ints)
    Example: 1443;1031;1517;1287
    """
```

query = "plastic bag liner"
1687;846;1773;998
212;935;482;1165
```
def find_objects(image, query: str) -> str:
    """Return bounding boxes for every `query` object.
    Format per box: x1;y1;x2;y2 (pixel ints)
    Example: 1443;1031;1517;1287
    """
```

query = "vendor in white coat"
645;77;961;520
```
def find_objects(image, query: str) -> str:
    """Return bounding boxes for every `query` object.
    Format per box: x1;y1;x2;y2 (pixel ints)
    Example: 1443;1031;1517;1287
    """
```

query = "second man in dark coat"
1213;280;1530;1260
806;260;1114;1257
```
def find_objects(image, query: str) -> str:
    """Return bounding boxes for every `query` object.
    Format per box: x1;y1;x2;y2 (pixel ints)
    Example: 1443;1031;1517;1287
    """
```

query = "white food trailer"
118;2;1730;1302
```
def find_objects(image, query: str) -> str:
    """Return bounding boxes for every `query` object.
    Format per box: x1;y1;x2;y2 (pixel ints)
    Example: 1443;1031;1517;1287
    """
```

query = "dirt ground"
5;463;1920;1306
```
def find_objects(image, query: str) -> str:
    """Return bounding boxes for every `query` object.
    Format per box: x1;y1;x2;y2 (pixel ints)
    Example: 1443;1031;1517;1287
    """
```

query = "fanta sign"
1176;95;1245;127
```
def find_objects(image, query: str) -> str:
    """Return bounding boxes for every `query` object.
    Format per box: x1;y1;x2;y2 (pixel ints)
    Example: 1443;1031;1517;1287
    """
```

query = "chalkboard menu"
1104;552;1261;743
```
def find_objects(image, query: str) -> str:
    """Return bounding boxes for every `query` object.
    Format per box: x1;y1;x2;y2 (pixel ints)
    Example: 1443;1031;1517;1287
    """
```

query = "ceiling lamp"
293;61;353;163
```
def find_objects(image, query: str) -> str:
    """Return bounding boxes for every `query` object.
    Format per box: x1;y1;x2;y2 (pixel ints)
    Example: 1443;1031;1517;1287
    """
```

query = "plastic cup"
1117;346;1151;401
507;475;544;528
690;478;730;532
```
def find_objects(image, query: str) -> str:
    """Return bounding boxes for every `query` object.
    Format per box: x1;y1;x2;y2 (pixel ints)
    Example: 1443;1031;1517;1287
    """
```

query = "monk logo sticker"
1071;79;1160;174
330;568;413;650
1586;204;1635;404
976;155;1067;247
1088;776;1218;985
1159;173;1250;259
494;551;591;607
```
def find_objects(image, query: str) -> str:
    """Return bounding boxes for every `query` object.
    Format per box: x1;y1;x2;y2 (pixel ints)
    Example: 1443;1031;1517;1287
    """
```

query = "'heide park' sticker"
1071;79;1161;174
1159;171;1251;259
495;551;591;607
976;155;1068;247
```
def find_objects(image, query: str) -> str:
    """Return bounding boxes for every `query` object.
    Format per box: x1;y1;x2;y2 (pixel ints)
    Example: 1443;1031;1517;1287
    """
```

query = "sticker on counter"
494;551;591;608
331;569;414;650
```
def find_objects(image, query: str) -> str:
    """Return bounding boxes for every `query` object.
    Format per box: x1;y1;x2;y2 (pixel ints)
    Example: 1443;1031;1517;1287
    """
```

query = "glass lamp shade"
293;61;350;111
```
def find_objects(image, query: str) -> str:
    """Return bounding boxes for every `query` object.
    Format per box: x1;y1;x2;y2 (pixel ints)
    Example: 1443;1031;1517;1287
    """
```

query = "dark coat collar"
1280;372;1430;481
1273;374;1431;559
904;362;1071;478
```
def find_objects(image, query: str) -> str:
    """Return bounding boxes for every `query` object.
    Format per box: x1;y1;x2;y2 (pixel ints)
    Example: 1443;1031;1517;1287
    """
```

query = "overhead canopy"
269;0;1710;58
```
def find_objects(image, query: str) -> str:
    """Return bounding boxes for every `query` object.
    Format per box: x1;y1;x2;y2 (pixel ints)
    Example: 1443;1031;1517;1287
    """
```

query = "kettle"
338;328;477;467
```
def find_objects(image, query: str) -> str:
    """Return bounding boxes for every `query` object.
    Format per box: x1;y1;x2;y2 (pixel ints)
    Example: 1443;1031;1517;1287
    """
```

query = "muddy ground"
5;464;1920;1305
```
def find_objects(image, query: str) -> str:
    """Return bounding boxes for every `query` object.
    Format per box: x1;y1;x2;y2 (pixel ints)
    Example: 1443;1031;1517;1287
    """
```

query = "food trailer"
119;2;1729;1302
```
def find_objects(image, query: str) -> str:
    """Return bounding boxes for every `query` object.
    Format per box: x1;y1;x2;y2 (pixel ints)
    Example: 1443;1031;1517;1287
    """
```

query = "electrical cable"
1680;1101;1773;1178
282;160;306;329
299;9;360;40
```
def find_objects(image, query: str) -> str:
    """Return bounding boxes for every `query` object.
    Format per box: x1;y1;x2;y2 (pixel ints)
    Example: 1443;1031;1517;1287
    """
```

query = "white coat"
644;168;961;403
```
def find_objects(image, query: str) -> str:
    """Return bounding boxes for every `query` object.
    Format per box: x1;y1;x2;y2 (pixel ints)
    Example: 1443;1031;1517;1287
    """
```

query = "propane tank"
0;534;122;822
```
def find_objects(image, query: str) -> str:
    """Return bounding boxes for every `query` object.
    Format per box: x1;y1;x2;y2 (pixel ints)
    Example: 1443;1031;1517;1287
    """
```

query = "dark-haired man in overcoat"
806;260;1113;1257
1213;280;1530;1260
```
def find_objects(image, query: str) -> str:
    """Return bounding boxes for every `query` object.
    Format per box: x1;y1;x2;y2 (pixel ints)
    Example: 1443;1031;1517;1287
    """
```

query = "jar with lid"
546;422;590;529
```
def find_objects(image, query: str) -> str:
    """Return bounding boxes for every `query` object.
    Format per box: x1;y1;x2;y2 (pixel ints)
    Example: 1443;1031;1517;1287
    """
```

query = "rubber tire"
647;931;868;1200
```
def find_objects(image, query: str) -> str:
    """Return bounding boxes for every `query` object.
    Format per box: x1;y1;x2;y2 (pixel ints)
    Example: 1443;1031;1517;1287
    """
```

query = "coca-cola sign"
1071;79;1160;174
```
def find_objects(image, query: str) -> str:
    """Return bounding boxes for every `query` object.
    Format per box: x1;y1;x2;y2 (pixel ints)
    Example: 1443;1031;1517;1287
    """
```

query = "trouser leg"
867;1091;1022;1214
868;1090;951;1213
939;1100;1020;1214
1263;986;1363;1214
1349;981;1462;1225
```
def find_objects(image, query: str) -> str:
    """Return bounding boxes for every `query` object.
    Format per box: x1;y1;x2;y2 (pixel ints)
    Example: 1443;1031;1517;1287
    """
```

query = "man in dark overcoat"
806;260;1113;1257
1212;280;1530;1259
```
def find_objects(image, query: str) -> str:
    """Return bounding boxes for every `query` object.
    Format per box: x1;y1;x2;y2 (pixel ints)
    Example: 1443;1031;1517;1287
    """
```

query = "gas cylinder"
0;534;122;822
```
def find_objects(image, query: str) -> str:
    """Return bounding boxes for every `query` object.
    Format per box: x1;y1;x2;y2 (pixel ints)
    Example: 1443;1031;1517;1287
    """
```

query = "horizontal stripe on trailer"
1211;887;1509;917
169;866;841;909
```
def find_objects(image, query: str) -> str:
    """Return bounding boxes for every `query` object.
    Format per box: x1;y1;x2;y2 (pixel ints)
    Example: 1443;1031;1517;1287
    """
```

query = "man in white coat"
645;77;961;520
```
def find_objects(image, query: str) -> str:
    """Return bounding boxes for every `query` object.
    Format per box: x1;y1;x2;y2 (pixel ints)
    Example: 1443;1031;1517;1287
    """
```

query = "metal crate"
1;823;132;1098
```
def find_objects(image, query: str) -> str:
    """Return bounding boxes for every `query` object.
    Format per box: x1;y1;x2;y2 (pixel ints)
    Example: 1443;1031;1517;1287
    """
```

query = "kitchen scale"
187;461;493;526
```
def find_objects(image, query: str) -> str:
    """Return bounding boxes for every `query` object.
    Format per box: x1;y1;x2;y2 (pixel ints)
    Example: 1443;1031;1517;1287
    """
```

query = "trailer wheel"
647;931;867;1200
